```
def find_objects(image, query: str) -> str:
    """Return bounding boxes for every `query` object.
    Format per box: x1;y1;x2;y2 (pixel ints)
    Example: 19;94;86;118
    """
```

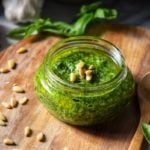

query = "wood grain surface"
0;24;150;150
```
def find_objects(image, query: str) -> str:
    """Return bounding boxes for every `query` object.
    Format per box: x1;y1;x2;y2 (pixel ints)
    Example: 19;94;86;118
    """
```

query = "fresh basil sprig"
141;123;150;144
8;1;117;39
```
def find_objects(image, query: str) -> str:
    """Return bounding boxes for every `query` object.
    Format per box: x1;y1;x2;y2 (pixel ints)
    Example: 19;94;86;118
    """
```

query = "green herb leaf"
77;1;102;16
8;1;118;39
94;8;118;19
69;13;94;36
141;123;150;144
8;27;27;39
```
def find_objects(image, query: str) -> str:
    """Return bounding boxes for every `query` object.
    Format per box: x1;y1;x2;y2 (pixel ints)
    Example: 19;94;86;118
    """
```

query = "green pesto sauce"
50;48;121;86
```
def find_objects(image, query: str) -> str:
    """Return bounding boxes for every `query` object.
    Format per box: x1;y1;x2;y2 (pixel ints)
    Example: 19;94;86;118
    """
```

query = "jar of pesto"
34;36;135;126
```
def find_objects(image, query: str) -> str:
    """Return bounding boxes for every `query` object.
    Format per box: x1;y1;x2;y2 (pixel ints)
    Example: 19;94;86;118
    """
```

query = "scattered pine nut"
1;102;12;109
86;75;92;81
16;47;27;54
12;86;25;93
85;70;93;76
0;120;7;126
89;65;94;70
0;68;9;73
3;138;15;145
76;61;85;70
10;97;18;108
19;97;28;105
36;132;45;142
70;73;76;82
8;59;16;69
0;112;7;122
24;126;32;137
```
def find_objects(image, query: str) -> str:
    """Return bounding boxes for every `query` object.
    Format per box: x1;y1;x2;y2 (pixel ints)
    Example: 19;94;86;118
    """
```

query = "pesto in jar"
51;48;120;86
34;37;135;126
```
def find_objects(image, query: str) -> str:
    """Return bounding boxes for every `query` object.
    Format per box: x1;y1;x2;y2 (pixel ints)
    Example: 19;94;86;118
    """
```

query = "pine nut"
1;102;12;109
3;138;15;145
79;68;85;78
89;65;94;70
10;97;18;108
19;97;28;105
36;132;45;142
16;47;27;54
86;75;92;81
8;59;16;69
24;126;32;137
0;68;9;73
0;112;7;122
70;73;76;82
85;70;93;76
12;86;25;93
76;61;85;70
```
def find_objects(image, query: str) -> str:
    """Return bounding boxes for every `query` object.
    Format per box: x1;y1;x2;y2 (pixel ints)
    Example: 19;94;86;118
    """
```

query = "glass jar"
34;36;135;126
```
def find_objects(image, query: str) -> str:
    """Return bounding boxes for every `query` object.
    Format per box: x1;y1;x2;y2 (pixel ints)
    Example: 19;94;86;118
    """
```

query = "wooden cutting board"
0;24;150;150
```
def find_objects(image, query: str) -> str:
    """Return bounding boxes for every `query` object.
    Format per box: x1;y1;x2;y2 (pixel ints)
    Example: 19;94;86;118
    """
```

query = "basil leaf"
141;123;150;144
8;27;27;39
70;13;94;36
77;1;102;16
8;1;118;39
94;8;118;19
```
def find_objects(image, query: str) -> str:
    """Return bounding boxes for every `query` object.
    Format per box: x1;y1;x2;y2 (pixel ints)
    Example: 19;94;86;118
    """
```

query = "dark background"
1;0;150;26
41;0;150;27
0;0;150;49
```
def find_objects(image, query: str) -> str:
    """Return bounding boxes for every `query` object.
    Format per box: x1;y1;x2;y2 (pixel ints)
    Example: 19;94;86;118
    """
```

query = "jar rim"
44;36;127;92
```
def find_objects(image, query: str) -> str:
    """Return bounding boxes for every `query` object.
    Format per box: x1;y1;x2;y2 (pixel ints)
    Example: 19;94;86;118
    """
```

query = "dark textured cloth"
41;0;150;27
1;0;150;27
0;0;150;49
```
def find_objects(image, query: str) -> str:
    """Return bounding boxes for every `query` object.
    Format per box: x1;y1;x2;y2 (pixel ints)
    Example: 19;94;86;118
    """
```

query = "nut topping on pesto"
70;60;95;82
70;73;77;82
51;50;120;86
